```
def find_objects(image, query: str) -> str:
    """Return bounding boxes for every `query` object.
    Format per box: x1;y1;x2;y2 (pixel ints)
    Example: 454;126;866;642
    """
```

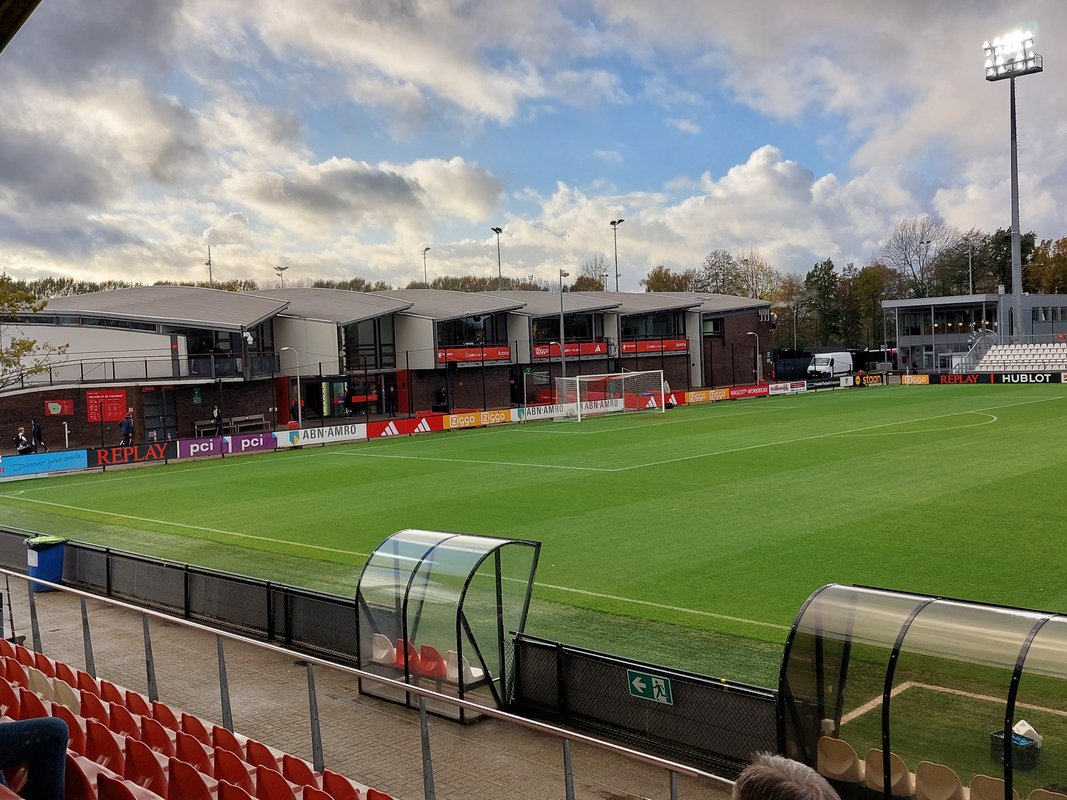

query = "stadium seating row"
978;343;1067;372
0;636;395;800
817;736;1056;800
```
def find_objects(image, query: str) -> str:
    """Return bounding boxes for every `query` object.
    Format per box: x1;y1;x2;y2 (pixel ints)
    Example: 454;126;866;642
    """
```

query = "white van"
807;352;853;379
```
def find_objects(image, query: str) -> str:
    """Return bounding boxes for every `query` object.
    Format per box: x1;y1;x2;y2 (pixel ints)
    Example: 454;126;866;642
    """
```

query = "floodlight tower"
490;227;503;280
610;219;624;292
559;269;569;378
983;30;1043;343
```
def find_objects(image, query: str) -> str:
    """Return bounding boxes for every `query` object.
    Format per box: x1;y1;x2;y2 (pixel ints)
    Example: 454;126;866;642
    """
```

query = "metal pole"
81;597;97;678
559;271;569;379
562;739;576;800
307;662;324;773
27;583;41;652
419;696;437;800
217;636;233;731
1009;76;1024;343
143;614;159;702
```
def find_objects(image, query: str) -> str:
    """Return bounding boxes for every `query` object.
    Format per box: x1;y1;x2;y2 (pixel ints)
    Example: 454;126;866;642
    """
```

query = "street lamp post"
421;247;431;285
610;219;624;292
746;331;761;385
984;30;1043;343
559;269;569;378
490;227;503;281
280;347;301;429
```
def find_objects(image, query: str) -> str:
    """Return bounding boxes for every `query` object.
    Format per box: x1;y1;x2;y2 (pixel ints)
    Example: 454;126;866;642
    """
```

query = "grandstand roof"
485;290;621;316
42;285;290;331
250;287;413;325
0;0;42;55
372;288;525;322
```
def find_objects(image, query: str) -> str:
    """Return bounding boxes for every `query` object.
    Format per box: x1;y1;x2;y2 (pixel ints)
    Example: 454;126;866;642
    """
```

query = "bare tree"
693;249;736;293
880;215;960;297
735;249;782;300
579;254;608;290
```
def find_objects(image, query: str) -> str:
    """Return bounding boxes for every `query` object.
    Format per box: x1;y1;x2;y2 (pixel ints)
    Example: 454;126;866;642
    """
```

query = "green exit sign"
626;669;673;705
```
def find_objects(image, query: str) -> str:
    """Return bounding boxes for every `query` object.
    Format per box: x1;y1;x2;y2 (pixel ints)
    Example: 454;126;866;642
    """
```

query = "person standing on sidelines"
119;408;135;446
211;404;223;437
30;418;46;452
13;426;33;456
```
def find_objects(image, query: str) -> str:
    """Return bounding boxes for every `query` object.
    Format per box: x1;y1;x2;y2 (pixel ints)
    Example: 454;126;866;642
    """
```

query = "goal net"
553;370;665;422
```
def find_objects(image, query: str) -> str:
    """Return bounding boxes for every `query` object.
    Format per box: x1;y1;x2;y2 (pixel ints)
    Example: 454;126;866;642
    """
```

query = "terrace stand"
355;529;540;721
779;585;1067;800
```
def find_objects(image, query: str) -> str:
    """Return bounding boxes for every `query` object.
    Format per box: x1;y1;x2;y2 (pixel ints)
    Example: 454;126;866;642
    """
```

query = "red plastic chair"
151;701;180;732
181;712;212;745
110;703;142;739
175;730;214;777
52;701;88;754
13;644;35;669
17;686;50;719
80;690;111;725
246;738;283;772
218;779;257;800
124;737;168;798
126;690;152;718
167;756;218;800
100;679;128;709
0;680;19;719
322;769;363;800
32;651;57;679
256;764;298;800
55;659;79;689
66;753;122;800
141;715;176;758
366;790;396;800
0;639;15;660
393;640;420;674
5;660;28;689
77;670;101;698
281;754;319;790
86;717;126;774
97;772;165;800
214;747;256;794
303;786;332;800
213;724;244;756
417;645;447;679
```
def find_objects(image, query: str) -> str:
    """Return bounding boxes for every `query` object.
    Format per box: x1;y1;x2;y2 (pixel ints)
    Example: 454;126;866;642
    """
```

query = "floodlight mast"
983;30;1043;343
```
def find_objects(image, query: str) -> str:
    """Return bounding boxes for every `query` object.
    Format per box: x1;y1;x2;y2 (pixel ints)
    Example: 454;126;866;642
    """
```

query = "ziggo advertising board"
446;409;520;429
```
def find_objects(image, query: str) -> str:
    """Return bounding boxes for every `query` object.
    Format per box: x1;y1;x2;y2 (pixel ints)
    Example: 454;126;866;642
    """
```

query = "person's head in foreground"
733;753;841;800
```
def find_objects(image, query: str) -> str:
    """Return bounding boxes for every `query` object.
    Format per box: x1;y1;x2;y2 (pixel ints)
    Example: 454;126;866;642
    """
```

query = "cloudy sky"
0;0;1064;291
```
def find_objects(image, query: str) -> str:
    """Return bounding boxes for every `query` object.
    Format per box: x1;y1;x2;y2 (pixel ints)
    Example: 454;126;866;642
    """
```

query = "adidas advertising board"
368;416;439;439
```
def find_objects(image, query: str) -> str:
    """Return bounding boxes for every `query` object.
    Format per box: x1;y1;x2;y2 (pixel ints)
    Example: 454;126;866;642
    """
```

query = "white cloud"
666;118;700;135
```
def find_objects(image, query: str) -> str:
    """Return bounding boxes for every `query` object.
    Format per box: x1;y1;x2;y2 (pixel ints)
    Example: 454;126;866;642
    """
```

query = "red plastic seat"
124;737;168;798
256;764;298;800
55;660;79;689
215;747;256;794
78;670;101;697
100;679;128;709
213;724;244;756
66;753;121;800
97;772;165;800
246;738;282;772
126;691;152;718
5;660;28;689
86;717;126;774
303;786;332;800
52;701;88;754
181;712;212;745
417;645;446;679
281;754;318;790
81;690;111;725
17;685;50;719
151;701;179;732
175;730;213;777
393;640;420;674
0;680;19;719
366;790;396;800
110;703;142;739
167;756;218;800
33;651;57;679
141;716;176;757
0;639;14;660
322;769;363;800
13;644;35;669
219;779;257;800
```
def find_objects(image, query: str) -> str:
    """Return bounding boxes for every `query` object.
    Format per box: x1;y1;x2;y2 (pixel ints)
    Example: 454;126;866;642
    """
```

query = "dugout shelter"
780;584;1067;800
355;529;540;721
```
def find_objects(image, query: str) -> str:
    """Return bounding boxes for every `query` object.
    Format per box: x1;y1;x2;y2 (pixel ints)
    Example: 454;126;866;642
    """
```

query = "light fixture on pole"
610;219;624;292
984;30;1043;342
280;346;301;429
746;331;761;385
274;265;289;287
205;246;214;288
421;247;431;285
559;269;569;378
490;227;503;280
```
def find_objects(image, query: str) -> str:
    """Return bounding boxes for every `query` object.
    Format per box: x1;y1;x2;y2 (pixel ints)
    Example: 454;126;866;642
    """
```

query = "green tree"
984;227;1036;293
0;274;69;389
1027;238;1067;294
640;265;693;292
692;249;736;293
837;263;862;347
804;259;840;346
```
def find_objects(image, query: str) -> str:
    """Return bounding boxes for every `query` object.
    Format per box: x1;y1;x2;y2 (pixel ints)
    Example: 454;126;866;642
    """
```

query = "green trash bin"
26;535;67;592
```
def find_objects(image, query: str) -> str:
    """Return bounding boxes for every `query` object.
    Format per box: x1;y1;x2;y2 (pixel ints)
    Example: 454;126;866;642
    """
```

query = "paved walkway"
9;578;733;800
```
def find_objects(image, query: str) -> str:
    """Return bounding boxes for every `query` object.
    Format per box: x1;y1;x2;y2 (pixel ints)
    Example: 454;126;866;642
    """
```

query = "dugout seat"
916;761;968;800
369;633;394;665
1028;791;1067;800
394;640;420;674
864;749;915;798
445;650;485;686
417;645;447;680
817;736;864;783
970;775;1018;800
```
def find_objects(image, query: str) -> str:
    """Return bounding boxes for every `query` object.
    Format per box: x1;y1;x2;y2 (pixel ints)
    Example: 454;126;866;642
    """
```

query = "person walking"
13;426;33;456
211;404;223;437
119;408;135;446
30;418;46;452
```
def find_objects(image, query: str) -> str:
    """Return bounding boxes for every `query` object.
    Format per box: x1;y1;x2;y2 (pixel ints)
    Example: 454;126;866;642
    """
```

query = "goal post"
553;370;665;422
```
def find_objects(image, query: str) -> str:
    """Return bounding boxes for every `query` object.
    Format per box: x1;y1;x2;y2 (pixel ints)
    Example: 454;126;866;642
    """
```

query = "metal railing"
4;567;733;800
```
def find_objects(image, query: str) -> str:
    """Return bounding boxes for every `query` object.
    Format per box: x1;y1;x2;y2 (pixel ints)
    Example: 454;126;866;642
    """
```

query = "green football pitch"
2;383;1065;687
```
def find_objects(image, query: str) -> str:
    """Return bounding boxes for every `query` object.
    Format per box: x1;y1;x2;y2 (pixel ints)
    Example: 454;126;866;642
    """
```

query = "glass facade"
436;313;508;347
621;310;685;339
344;316;396;370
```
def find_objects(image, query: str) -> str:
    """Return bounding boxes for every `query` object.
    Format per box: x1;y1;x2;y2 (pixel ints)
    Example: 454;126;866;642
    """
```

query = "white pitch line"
330;450;614;472
841;680;1067;726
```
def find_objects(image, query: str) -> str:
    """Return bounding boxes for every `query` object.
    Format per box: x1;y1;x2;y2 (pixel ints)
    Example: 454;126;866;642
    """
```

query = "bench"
193;414;268;437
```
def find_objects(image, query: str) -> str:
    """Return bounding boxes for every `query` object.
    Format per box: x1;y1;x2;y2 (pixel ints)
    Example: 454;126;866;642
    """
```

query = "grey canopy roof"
250;288;413;325
373;289;525;322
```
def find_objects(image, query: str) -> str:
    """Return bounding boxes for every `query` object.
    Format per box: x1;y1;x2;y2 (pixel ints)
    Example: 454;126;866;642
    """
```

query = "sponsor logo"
226;433;275;453
940;374;979;384
1000;373;1052;383
289;430;300;446
414;418;432;433
92;442;174;466
380;422;399;436
902;374;930;385
645;397;659;409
